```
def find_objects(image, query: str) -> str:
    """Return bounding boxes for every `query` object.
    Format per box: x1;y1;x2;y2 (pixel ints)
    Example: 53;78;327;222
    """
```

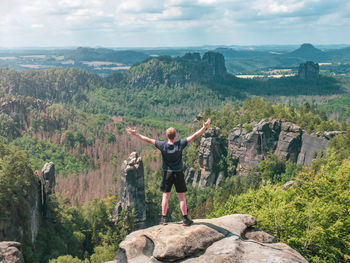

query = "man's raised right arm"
186;118;211;143
126;127;155;145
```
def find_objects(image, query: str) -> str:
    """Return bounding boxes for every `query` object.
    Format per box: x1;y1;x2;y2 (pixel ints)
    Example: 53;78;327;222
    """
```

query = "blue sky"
0;0;349;47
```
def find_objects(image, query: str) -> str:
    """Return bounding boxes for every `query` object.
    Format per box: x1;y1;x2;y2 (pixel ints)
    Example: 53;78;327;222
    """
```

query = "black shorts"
160;171;187;193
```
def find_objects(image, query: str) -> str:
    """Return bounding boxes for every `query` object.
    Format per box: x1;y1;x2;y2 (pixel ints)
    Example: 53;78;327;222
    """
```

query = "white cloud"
0;0;349;46
31;24;44;28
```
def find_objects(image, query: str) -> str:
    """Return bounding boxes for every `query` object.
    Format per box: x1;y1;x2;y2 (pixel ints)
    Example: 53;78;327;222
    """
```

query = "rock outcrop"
227;119;338;173
186;119;341;187
228;120;281;174
114;152;146;224
38;162;55;217
40;162;55;195
111;214;307;263
0;242;24;263
298;61;319;80
202;51;227;77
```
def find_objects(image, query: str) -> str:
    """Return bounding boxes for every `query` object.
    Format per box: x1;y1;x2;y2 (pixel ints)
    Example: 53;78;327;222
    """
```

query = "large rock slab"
0;242;24;263
112;214;308;263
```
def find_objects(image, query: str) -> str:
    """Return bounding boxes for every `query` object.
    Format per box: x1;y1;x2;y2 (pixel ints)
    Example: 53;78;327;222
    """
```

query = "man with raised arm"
126;118;211;226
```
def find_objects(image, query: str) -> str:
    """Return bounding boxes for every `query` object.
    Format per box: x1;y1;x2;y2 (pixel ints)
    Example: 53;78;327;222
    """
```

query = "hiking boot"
182;216;193;226
160;216;168;225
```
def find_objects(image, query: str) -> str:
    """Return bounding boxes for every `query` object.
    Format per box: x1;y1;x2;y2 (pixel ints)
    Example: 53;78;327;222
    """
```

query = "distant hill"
65;47;149;65
286;43;329;62
216;43;350;73
0;52;344;120
326;47;350;62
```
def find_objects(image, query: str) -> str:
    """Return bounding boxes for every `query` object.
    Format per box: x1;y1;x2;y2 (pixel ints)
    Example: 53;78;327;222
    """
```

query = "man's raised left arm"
126;127;155;145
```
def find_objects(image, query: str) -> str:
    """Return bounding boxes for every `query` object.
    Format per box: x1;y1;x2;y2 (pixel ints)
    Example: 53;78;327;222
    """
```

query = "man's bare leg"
162;192;171;216
177;192;187;216
161;192;171;225
178;193;193;226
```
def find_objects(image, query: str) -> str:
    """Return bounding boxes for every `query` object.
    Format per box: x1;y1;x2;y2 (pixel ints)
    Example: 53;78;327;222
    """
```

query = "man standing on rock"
126;118;211;226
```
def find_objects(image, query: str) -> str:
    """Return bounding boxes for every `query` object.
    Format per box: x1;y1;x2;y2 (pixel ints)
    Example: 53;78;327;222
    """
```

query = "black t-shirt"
155;139;188;171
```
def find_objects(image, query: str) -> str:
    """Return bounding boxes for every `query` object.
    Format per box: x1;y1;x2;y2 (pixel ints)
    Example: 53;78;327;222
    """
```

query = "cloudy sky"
0;0;349;47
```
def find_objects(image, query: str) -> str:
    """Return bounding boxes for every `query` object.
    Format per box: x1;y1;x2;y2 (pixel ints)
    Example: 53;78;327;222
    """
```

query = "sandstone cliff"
109;214;307;263
186;119;340;188
0;162;55;256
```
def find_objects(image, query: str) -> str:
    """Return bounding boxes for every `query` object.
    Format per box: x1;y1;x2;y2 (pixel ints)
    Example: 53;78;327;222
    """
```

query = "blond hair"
166;127;176;140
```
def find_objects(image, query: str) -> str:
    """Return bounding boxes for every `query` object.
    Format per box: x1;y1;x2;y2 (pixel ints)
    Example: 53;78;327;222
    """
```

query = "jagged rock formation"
186;120;341;187
298;61;319;80
186;127;226;188
0;242;25;263
110;214;307;263
114;152;146;224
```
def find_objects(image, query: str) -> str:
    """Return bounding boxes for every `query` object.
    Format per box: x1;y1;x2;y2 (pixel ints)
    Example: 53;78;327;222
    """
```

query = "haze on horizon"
1;0;350;48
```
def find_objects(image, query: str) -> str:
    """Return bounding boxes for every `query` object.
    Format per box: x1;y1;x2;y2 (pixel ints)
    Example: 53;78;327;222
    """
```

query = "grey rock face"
297;134;328;165
0;167;41;245
112;214;307;263
244;227;275;243
228;119;281;173
194;127;226;188
282;180;298;190
0;242;24;263
298;61;319;80
187;119;342;187
114;152;146;223
38;162;55;218
202;51;227;77
40;162;55;195
275;122;302;162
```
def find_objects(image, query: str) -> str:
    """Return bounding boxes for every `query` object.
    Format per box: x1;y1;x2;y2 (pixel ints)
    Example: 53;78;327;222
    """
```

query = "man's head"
166;127;177;140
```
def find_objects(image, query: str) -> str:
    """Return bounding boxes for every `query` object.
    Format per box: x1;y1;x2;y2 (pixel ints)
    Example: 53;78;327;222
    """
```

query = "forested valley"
0;52;349;263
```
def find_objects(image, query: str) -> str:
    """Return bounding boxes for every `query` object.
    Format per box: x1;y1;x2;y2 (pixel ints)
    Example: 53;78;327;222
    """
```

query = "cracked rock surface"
110;214;307;263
